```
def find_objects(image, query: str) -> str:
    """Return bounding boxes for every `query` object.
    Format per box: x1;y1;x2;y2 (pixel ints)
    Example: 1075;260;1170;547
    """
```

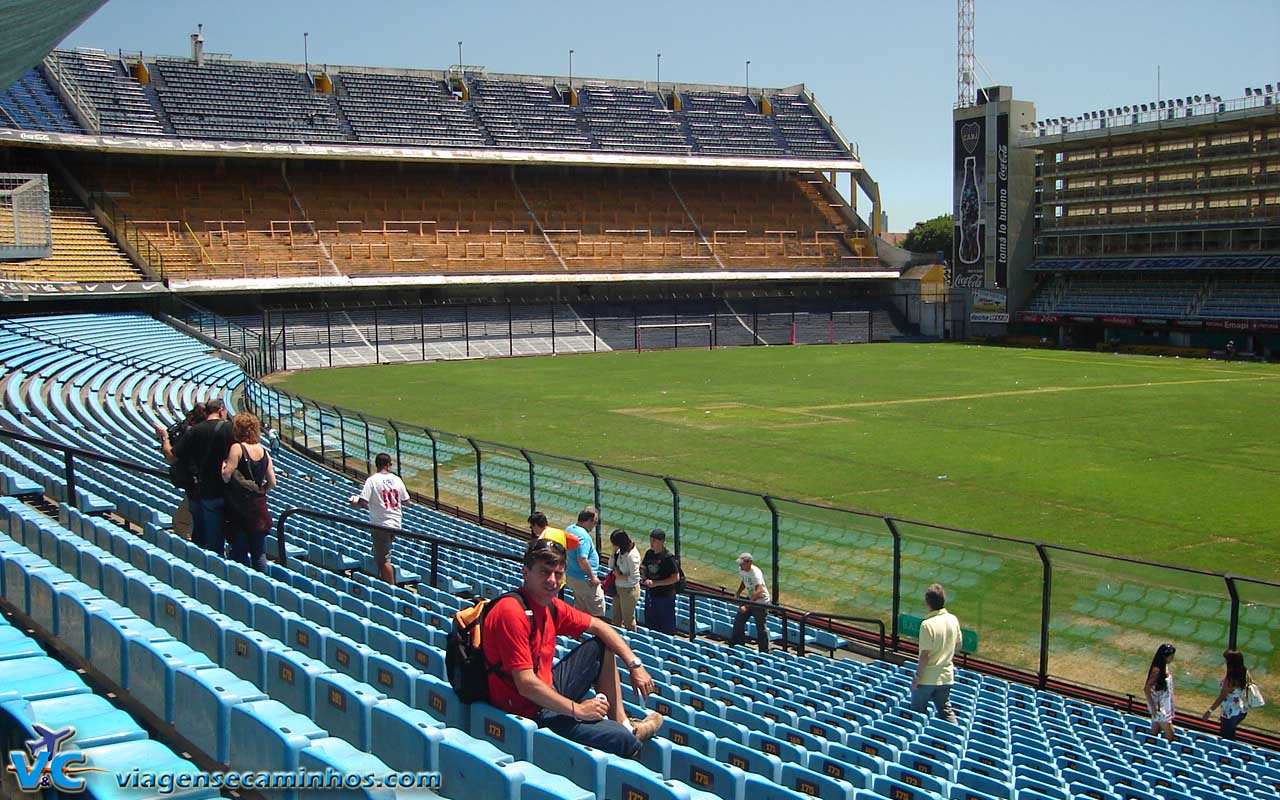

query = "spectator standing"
156;402;208;540
1144;643;1178;742
640;529;679;635
350;453;409;584
263;423;281;456
609;529;642;631
165;398;232;555
565;507;606;617
728;553;771;652
911;583;961;723
1203;649;1250;740
221;412;275;572
481;538;664;758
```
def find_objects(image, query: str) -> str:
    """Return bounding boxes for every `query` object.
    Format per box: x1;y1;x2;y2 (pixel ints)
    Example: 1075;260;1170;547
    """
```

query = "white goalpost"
634;322;713;352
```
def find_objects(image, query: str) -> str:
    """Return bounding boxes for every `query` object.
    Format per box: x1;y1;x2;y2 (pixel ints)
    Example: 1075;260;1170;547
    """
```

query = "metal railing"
87;191;168;279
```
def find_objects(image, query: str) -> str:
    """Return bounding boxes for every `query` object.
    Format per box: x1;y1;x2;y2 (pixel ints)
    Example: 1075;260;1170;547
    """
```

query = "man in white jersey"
349;453;410;583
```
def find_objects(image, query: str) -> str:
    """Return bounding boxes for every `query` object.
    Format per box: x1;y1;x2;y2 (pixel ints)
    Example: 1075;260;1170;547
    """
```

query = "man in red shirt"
482;537;664;757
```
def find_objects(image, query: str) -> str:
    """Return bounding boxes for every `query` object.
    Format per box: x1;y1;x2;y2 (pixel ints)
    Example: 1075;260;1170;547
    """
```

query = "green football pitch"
270;342;1280;579
269;342;1280;723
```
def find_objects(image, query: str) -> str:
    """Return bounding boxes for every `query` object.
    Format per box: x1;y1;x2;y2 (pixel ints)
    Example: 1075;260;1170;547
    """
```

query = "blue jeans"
190;497;226;557
730;605;769;652
910;683;957;723
538;638;640;758
229;528;267;572
1221;712;1246;740
644;592;677;635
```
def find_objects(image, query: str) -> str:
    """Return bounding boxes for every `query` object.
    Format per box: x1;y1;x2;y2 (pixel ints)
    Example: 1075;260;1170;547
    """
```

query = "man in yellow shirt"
529;511;579;589
911;583;961;723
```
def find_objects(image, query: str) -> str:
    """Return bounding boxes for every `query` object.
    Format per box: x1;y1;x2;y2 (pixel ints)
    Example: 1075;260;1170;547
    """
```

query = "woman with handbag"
1202;650;1256;740
609;529;642;631
221;412;276;572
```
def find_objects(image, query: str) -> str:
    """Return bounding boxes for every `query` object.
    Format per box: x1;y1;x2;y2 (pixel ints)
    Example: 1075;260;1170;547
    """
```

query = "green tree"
901;214;953;260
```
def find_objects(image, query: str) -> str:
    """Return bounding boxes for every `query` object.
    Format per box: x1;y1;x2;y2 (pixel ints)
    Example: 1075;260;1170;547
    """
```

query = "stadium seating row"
14;51;853;163
1025;273;1280;321
54;158;871;282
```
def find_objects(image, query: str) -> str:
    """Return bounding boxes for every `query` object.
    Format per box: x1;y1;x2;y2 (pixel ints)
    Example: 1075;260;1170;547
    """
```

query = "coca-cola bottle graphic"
958;156;982;265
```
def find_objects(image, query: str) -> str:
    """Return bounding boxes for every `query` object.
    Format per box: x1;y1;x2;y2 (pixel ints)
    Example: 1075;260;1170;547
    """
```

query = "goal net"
0;173;52;261
635;322;713;352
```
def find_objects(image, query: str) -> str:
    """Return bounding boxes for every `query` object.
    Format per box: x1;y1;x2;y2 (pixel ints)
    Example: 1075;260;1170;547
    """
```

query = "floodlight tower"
957;0;976;108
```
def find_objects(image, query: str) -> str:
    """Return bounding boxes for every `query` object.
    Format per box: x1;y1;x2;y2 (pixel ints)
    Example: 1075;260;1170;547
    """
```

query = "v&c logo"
6;725;106;793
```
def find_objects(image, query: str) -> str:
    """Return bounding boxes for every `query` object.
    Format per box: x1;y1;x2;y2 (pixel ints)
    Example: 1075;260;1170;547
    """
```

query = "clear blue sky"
59;0;1280;232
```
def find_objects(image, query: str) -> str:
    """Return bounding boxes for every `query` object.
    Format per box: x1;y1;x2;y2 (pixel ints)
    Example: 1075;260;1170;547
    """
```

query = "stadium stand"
1023;271;1280;322
334;71;490;148
0;68;82;133
150;57;346;143
468;79;593;151
46;49;168;136
30;50;856;164
72;157;869;279
578;85;691;154
681;91;788;158
206;295;910;370
0;159;142;283
769;93;848;160
1;312;1279;800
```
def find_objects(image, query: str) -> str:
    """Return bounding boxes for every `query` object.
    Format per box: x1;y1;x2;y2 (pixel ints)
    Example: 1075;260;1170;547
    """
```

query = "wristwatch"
625;657;643;670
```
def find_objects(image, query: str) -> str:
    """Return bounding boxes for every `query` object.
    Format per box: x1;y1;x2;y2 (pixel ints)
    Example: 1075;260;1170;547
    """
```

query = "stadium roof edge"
79;48;820;99
0;128;863;173
167;269;900;294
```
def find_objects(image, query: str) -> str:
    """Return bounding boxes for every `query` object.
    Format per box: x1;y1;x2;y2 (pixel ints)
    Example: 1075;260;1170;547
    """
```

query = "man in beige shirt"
911;582;961;723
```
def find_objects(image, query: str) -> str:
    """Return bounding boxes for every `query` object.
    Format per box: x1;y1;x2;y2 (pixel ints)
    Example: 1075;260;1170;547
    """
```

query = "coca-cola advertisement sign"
952;118;985;288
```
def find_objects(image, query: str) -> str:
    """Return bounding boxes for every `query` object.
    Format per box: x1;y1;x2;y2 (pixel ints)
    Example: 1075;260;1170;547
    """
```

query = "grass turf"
269;342;1280;579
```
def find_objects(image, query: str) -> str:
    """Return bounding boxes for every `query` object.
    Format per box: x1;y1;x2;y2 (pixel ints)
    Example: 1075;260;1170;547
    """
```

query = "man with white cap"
729;552;771;652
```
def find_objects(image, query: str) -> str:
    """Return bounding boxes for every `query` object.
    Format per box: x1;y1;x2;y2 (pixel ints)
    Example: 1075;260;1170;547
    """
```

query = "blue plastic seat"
412;673;470;732
228;698;329;773
0;692;147;751
669;743;747;800
695;710;749;745
607;755;715;800
173;665;268;766
265;648;334;717
956;768;1013;800
805;753;873;790
780;762;858;800
324;636;375;683
311;671;387;751
369;699;447;773
223;627;281;688
87;613;173;689
663;717;717;756
716;737;783;782
468;701;541;762
873;774;938;800
747;730;807;766
76;738;220;800
126;638;215;724
886;764;952;798
435;733;522;800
